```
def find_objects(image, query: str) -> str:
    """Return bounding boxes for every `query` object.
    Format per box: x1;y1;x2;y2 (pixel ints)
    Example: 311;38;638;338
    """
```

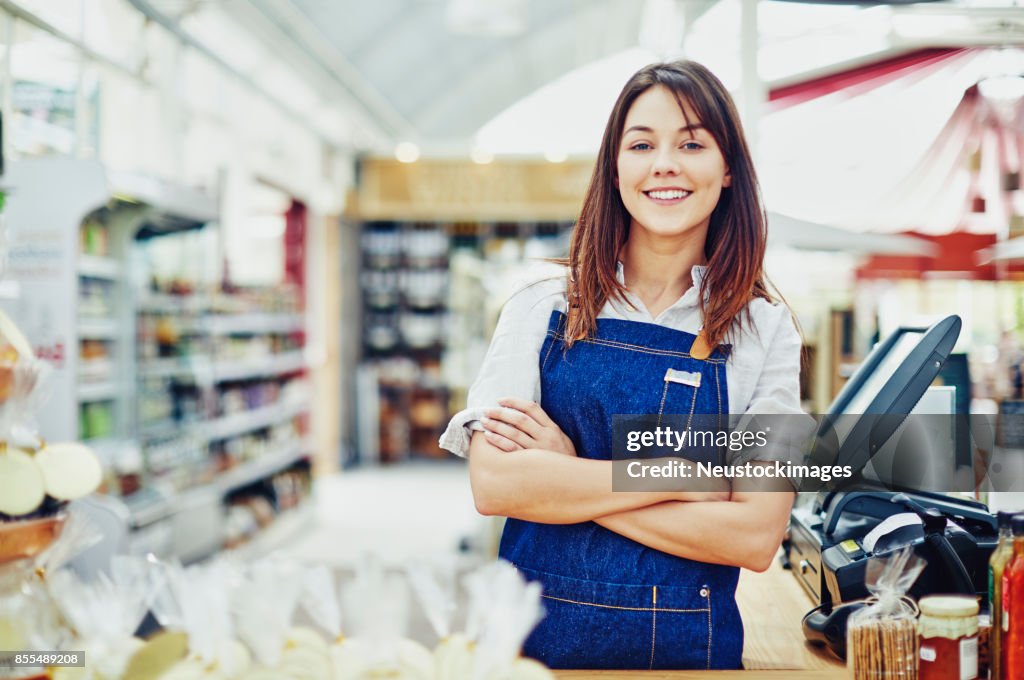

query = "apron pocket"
516;566;712;670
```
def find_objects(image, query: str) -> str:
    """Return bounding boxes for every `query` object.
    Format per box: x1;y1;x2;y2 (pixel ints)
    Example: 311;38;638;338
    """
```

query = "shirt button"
699;587;710;598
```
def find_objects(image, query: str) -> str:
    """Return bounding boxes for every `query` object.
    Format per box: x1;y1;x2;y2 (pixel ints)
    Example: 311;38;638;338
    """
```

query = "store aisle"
275;460;486;569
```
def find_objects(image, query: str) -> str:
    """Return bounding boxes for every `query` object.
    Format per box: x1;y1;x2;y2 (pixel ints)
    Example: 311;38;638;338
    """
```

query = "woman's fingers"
485;404;542;438
498;397;554;428
481;416;534;449
483;429;522;452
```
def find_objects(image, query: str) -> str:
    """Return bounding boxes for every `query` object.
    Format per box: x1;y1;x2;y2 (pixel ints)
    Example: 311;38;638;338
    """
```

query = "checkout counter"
788;315;998;665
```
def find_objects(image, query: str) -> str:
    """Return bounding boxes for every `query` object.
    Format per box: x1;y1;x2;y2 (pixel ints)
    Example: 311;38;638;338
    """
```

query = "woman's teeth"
646;190;689;200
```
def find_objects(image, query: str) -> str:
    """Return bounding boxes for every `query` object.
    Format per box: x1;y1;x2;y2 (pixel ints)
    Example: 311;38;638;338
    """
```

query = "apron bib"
499;310;743;670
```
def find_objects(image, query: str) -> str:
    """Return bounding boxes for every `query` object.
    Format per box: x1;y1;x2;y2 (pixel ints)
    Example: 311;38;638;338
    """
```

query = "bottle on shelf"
991;511;1017;680
1002;514;1024;678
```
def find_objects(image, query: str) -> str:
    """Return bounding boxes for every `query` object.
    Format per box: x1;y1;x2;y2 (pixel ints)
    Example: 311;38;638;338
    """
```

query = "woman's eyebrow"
623;124;706;135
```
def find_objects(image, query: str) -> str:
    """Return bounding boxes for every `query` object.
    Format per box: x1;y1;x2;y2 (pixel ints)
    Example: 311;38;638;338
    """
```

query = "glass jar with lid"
918;595;979;680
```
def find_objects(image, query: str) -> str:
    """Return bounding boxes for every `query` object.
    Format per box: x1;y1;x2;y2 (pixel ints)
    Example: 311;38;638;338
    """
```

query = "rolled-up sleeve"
439;279;564;457
730;304;815;478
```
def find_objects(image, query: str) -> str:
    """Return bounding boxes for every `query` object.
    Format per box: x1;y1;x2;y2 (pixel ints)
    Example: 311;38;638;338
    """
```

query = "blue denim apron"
499;310;743;670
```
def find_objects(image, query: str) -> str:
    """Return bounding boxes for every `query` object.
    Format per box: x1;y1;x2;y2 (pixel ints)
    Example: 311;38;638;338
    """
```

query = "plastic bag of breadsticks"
146;560;253;680
331;554;433;680
466;561;554;680
406;556;470;680
0;308;48;446
48;556;159;680
847;547;926;680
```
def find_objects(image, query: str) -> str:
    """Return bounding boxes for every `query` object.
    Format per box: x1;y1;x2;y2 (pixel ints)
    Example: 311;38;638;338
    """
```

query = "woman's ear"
723;169;732;188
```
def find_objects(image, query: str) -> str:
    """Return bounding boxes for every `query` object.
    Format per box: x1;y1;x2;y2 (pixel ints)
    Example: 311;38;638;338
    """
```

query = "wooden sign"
354;157;596;221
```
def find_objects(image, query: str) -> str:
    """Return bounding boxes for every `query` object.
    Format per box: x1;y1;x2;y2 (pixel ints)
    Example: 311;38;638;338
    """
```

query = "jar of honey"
918;595;979;680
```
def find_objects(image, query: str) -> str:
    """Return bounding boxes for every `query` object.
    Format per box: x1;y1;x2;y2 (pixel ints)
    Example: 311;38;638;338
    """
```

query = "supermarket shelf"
137;294;212;314
78;254;121;280
226;502;315;562
203;398;309;442
213;351;307;382
78;318;119;339
81;437;132;465
138;396;307;443
124;487;174;527
123;442;312;528
78;381;117;402
138;356;214;380
203;313;304;335
138;419;189;441
79;358;115;381
216;439;312;494
137;352;304;383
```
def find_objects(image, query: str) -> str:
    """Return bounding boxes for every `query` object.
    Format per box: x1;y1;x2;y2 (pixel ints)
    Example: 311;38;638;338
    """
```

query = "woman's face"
616;85;731;242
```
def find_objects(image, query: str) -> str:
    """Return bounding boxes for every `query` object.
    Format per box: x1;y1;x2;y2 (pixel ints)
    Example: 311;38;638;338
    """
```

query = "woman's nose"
652;149;681;175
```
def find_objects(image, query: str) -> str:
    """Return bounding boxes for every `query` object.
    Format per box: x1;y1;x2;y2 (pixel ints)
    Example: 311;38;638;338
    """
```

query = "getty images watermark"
622;423;851;484
611;413;1024;493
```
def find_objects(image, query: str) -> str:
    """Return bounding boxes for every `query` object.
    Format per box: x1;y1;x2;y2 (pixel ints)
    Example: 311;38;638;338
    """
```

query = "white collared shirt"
439;264;804;458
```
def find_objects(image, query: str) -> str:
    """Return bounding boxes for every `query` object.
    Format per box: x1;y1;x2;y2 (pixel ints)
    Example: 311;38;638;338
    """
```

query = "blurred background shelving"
3;159;315;563
355;218;573;464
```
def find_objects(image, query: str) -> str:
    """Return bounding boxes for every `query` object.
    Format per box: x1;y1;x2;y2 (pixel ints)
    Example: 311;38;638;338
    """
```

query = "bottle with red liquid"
1002;515;1024;677
990;511;1017;680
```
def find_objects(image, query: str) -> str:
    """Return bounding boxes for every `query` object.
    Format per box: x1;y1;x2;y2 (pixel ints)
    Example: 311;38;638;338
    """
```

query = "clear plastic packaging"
466;560;552;680
0;308;100;521
0;507;102;680
150;560;252;679
230;557;303;669
847;547;926;680
48;556;158;679
333;554;433;680
407;557;469;680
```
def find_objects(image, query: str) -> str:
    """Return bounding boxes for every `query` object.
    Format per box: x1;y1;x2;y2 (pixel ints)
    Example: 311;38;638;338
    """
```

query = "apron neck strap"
690;329;713;360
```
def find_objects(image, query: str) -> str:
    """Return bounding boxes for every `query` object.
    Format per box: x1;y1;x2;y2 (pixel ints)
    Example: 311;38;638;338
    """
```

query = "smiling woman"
440;60;804;672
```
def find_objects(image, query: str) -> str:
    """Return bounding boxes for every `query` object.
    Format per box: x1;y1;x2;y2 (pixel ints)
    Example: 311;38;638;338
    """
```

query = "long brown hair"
562;60;773;351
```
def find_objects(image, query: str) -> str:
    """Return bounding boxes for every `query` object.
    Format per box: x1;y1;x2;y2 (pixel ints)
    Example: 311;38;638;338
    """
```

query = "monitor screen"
843;331;926;415
816;316;961;480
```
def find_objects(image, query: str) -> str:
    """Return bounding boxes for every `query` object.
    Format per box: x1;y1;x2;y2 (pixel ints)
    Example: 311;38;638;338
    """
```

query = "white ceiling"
152;0;1024;149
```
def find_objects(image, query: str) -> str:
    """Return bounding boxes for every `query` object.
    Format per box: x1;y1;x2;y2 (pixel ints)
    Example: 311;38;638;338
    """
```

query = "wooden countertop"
554;556;846;677
554;671;845;679
735;558;841;670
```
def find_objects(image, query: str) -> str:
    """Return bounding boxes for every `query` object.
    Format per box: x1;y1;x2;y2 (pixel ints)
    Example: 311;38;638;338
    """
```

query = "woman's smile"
643;187;692;205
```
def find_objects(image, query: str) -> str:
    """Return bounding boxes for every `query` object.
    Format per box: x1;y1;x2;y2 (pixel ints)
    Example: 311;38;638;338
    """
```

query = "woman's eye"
682;141;703;151
630;142;652;151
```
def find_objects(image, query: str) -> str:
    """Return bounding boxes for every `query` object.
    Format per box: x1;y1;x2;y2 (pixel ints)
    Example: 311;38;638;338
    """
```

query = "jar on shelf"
918;595;979;680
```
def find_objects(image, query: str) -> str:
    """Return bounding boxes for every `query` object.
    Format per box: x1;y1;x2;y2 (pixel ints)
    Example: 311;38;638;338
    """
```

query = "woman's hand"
480;397;577;457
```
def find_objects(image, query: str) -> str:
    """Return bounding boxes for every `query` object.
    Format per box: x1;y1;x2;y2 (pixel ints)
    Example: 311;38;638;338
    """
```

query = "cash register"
791;316;998;654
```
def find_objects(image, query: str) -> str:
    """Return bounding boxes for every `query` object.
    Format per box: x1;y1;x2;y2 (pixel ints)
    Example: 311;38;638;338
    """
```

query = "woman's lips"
643;189;691;205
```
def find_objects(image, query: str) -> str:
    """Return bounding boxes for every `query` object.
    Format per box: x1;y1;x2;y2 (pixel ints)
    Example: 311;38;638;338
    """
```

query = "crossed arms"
467;409;795;573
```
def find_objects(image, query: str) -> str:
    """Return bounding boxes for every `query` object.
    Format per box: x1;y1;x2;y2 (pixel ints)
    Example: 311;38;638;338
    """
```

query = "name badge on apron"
664;368;701;388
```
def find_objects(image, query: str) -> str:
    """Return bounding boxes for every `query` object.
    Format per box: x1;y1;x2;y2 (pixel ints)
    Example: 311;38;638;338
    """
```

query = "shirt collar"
615;261;707;289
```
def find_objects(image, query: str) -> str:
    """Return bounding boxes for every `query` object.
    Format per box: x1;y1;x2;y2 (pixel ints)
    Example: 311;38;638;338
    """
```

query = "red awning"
856;231;1024;280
